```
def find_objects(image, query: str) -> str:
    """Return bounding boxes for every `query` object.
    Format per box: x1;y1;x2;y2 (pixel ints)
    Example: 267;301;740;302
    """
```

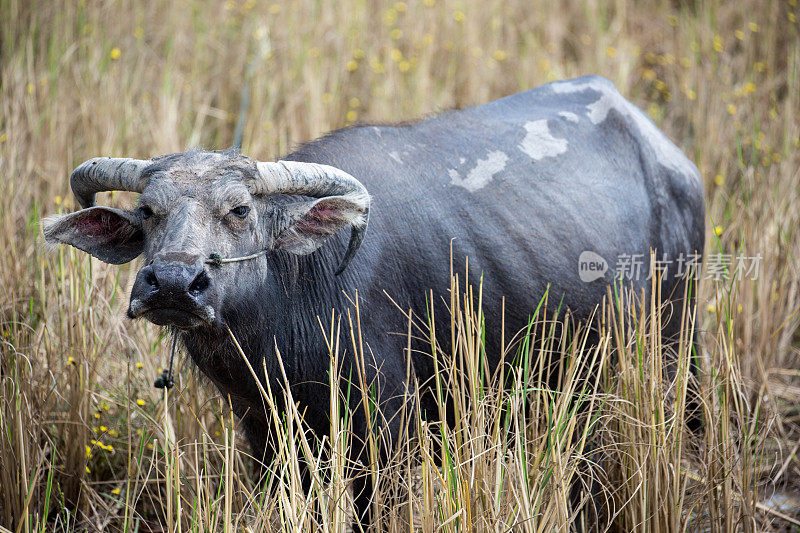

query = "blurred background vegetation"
1;0;799;531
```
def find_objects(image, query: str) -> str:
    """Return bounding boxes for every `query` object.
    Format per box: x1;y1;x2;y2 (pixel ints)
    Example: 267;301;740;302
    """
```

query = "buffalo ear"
274;195;368;255
42;206;144;264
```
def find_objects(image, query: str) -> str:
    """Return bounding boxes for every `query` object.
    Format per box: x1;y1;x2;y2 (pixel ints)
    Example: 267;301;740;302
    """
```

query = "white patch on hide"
549;77;700;180
449;151;509;192
518;119;568;161
558;111;580;123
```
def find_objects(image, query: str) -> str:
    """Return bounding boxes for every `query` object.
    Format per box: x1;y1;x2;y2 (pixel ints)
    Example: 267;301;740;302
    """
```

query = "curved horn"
253;161;370;275
70;157;151;208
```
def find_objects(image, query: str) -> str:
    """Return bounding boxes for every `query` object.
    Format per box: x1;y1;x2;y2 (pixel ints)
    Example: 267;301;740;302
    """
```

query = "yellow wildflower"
735;30;745;40
86;446;93;458
706;303;715;313
605;46;617;58
749;22;759;32
111;488;121;495
110;47;121;60
322;92;332;104
727;104;736;115
398;60;411;72
136;362;143;369
370;57;385;73
712;35;723;53
395;1;407;12
346;110;358;122
0;133;6;143
346;60;358;72
136;399;145;407
714;174;724;186
493;49;507;61
714;226;723;236
453;10;465;22
390;28;403;40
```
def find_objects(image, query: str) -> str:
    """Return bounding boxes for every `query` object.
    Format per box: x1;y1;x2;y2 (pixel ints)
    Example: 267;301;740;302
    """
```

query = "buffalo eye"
139;205;154;220
229;205;250;219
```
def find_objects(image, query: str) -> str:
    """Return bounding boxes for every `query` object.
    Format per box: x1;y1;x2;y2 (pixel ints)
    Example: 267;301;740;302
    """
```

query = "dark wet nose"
143;259;210;298
128;253;215;326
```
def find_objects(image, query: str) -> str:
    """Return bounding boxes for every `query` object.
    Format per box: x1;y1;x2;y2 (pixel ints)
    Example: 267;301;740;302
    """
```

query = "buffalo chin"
140;308;211;329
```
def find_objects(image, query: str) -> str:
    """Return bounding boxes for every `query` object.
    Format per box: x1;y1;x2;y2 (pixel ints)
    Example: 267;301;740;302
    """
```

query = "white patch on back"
558;111;580;123
449;151;509;192
518;119;568;161
388;151;403;164
549;77;700;180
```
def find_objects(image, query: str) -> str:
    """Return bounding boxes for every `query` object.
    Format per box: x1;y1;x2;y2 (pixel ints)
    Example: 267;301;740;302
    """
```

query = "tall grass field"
1;0;799;531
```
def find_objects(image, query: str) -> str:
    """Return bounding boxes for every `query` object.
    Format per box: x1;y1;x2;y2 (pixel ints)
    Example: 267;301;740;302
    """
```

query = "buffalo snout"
128;253;216;328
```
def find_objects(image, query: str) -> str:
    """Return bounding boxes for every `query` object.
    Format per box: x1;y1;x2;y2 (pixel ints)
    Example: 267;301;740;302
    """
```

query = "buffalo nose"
128;254;216;326
147;260;210;298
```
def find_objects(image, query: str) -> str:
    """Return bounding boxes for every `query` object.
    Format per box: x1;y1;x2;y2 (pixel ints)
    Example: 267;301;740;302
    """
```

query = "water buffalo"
43;75;705;527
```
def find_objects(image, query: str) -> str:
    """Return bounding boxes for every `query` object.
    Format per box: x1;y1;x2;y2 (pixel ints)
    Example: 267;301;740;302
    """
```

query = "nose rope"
206;250;268;266
154;335;178;390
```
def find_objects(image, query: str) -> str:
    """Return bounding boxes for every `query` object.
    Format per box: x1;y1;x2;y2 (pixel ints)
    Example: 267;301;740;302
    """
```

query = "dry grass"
1;0;799;531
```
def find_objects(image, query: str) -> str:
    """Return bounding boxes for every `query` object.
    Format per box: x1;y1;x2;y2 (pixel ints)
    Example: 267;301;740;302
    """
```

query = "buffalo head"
43;150;370;329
